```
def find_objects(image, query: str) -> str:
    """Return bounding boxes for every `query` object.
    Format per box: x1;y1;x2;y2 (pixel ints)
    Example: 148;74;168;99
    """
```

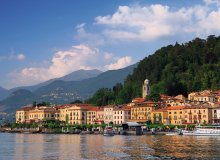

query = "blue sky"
0;0;220;89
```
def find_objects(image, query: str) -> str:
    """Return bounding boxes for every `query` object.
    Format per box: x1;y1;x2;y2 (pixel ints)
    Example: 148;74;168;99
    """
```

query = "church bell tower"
142;78;150;99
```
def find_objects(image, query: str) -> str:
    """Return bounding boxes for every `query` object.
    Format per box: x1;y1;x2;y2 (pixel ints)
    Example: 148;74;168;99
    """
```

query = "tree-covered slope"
86;35;220;105
125;35;220;98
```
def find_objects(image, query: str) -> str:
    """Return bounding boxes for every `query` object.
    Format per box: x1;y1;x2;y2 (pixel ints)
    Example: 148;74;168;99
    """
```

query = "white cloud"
9;44;99;86
204;0;220;6
105;56;133;70
16;54;26;61
104;52;114;60
9;44;133;87
75;23;105;46
0;53;26;61
95;2;220;41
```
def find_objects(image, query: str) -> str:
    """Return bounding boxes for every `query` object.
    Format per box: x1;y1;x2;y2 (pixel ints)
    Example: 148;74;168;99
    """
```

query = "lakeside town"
1;78;219;135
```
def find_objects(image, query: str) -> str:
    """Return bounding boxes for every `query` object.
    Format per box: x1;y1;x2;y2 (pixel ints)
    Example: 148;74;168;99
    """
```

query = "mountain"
10;69;103;92
0;87;10;101
0;64;136;113
34;64;137;103
0;89;39;113
124;35;220;97
60;69;102;81
86;35;220;105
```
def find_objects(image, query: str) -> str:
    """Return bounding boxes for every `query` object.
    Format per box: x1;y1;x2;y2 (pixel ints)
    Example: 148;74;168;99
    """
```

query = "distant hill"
0;89;39;113
0;87;9;101
34;64;137;103
0;64;137;113
10;69;103;92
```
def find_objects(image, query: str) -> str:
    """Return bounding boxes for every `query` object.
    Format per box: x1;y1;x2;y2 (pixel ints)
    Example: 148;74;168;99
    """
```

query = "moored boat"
166;129;183;135
182;125;220;136
103;126;115;136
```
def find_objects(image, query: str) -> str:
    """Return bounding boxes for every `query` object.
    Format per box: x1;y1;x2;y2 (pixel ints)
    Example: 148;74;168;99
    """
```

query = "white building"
113;105;131;125
212;107;220;124
104;105;114;124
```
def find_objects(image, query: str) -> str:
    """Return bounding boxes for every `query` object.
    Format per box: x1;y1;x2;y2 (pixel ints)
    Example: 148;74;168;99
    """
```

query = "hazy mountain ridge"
9;69;103;92
0;65;137;113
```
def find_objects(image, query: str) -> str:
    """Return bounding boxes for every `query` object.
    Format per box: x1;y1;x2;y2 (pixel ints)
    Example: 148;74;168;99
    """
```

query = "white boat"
182;125;220;136
166;129;183;135
103;126;115;136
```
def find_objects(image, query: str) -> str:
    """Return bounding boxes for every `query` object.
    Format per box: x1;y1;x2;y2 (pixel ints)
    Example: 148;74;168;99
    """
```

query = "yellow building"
86;107;99;124
167;106;185;125
16;106;34;123
151;109;168;124
130;102;161;123
184;105;212;124
58;104;99;125
28;106;58;123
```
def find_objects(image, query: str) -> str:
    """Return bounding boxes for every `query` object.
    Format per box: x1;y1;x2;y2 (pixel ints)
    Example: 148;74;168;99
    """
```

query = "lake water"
0;133;220;160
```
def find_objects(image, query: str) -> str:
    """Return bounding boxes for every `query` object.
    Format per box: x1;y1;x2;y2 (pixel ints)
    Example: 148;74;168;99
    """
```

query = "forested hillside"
86;35;220;105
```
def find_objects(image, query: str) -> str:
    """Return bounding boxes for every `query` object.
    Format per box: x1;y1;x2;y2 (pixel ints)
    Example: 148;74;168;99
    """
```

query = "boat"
166;129;183;135
103;126;115;136
182;125;220;136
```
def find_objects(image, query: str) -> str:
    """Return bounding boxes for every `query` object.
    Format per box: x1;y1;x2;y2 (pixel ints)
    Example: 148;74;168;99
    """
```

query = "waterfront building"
60;104;97;125
28;106;58;123
16;106;34;123
104;105;114;124
142;78;150;99
212;106;220;124
130;102;161;123
151;109;169;125
86;107;99;124
183;105;212;124
167;106;186;125
113;105;131;125
95;108;104;124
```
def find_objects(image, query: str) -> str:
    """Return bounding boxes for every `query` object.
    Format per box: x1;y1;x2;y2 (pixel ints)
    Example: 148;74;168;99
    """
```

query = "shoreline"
0;128;174;135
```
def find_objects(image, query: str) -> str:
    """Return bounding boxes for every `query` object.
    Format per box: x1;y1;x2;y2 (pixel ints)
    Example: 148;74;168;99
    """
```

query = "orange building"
151;109;168;124
167;106;186;125
130;101;162;123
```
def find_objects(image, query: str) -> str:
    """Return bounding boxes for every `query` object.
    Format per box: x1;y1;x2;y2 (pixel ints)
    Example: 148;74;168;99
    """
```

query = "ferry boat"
182;125;220;136
103;126;115;136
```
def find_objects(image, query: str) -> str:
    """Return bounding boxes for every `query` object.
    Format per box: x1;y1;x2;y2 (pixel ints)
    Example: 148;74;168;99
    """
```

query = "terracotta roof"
185;105;212;109
97;108;104;111
167;106;186;110
152;108;168;112
103;105;114;108
132;97;145;103
17;106;35;111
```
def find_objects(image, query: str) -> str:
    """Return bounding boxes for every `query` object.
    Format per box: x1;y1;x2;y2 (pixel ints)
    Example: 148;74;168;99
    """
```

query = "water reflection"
0;133;220;160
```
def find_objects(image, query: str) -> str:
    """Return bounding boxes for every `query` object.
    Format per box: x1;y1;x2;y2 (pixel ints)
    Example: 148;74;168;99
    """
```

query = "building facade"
183;106;212;124
130;102;160;123
151;109;168;124
113;105;131;125
104;105;114;124
167;106;185;125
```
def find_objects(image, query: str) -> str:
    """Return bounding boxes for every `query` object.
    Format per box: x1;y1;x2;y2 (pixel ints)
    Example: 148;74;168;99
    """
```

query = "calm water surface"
0;133;220;160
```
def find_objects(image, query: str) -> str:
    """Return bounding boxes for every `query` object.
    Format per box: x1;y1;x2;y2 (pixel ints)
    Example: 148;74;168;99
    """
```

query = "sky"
0;0;220;89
